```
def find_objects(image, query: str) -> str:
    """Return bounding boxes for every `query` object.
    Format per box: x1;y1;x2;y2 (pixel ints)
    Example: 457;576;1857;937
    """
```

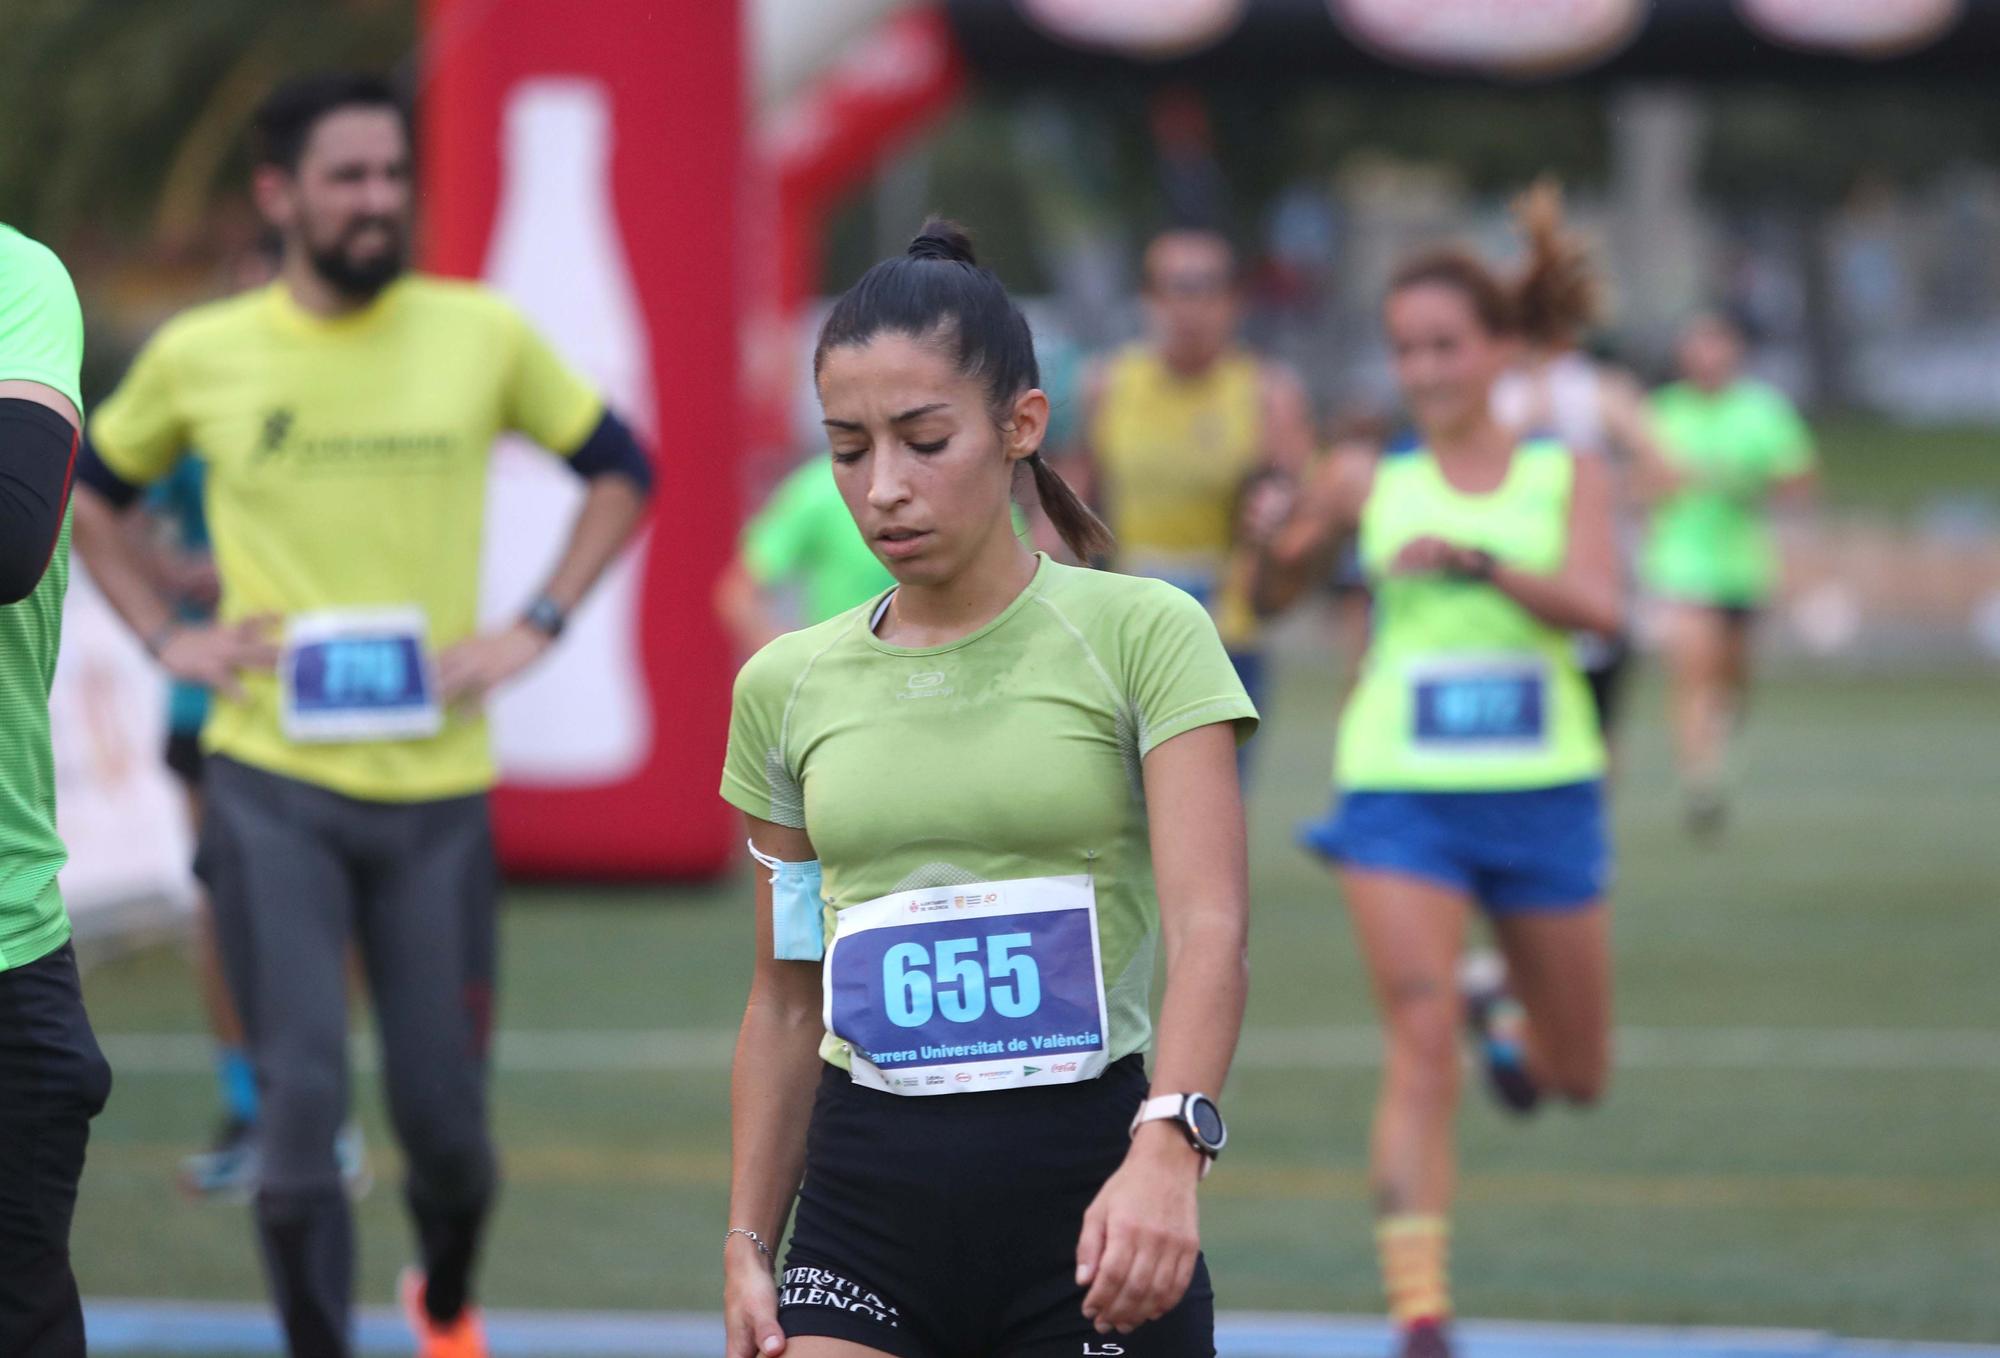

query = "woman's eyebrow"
823;403;951;432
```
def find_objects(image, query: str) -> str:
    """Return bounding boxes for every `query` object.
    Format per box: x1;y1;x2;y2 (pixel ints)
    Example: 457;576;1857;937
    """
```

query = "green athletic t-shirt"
740;458;894;625
0;224;84;971
1643;380;1813;607
720;555;1258;1072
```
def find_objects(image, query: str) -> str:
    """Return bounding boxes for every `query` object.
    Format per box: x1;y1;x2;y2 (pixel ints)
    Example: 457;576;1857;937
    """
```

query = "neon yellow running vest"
1338;439;1605;792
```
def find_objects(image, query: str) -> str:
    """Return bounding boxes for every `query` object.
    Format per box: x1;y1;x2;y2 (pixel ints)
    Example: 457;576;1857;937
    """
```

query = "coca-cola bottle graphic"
480;78;653;783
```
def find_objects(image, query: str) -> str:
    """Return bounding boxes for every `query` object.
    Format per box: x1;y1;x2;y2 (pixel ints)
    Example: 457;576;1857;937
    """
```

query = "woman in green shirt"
1256;237;1624;1358
719;223;1256;1358
1644;313;1816;837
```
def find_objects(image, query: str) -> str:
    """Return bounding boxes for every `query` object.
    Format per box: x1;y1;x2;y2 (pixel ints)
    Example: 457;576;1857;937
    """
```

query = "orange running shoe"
398;1267;489;1358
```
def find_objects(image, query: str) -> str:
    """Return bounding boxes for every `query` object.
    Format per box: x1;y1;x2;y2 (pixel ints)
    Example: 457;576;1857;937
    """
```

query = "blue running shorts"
1299;780;1609;913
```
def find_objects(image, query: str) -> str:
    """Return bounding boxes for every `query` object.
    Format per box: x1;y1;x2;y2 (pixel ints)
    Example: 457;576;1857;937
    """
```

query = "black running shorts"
1577;631;1634;737
780;1053;1215;1358
164;729;204;788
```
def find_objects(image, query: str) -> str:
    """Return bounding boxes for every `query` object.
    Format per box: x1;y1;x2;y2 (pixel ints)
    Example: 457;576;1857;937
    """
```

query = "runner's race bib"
281;607;441;744
824;875;1110;1097
1409;653;1549;752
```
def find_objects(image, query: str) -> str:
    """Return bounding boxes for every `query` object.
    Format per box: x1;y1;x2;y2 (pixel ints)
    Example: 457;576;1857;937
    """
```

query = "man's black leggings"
199;757;500;1358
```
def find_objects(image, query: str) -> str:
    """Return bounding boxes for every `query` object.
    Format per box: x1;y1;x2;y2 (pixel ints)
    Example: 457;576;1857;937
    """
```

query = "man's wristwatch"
521;593;567;640
1130;1092;1227;1177
1450;548;1497;582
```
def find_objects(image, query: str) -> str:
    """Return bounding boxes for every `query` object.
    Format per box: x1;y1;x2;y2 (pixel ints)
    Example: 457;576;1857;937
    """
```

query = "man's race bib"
281;607;441;744
824;875;1110;1097
1408;653;1549;753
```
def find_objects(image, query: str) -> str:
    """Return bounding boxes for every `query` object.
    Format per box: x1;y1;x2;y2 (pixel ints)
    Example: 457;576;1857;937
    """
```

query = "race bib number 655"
825;875;1110;1096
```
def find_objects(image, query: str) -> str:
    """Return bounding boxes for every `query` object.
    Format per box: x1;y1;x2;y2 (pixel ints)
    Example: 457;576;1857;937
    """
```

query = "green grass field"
70;655;2000;1345
1812;416;2000;515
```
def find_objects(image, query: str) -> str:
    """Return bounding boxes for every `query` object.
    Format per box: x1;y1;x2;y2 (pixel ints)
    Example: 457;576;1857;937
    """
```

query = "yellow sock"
1376;1214;1450;1327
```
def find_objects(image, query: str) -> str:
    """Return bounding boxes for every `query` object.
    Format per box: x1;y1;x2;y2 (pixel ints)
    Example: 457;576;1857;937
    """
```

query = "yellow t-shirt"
1090;345;1264;644
90;276;602;802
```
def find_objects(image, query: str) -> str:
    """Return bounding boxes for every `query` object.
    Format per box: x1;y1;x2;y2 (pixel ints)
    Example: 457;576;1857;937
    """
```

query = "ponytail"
1510;176;1600;348
1387;177;1602;348
1026;453;1113;563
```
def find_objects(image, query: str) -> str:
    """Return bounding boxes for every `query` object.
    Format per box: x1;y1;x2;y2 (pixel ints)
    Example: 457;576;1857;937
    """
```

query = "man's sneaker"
399;1268;489;1358
1397;1318;1454;1358
1459;951;1541;1116
337;1120;373;1200
178;1117;259;1199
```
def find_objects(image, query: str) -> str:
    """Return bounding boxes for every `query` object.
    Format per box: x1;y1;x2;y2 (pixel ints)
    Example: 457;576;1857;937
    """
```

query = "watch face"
1188;1097;1225;1149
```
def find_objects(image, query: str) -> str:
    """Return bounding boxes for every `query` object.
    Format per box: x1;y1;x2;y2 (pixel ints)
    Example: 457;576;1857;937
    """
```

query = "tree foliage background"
3;0;413;249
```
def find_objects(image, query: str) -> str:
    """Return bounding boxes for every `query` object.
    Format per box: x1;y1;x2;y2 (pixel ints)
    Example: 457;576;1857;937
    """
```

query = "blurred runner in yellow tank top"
1063;229;1313;766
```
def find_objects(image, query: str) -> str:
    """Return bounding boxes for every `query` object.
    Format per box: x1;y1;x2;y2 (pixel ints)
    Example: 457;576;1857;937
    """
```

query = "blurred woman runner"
1643;312;1816;838
1256;241;1623;1358
1490;179;1676;761
720;222;1256;1358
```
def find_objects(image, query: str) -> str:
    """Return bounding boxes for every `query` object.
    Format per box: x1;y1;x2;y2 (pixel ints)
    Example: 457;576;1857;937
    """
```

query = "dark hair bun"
907;219;977;266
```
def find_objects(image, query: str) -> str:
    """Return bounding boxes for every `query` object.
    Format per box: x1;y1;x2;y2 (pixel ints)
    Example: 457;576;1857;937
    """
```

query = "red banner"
423;0;743;877
743;10;965;490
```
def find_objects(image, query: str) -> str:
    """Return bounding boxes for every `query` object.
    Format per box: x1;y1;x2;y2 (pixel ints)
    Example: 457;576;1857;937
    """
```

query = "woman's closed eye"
907;438;948;455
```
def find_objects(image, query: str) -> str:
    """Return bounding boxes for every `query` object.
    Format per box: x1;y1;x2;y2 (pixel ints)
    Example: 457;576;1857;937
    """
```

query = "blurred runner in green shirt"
1643;313;1816;838
0;220;113;1358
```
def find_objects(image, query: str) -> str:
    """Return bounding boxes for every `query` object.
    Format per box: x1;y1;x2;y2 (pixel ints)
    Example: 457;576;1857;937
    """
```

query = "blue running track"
83;1301;2000;1357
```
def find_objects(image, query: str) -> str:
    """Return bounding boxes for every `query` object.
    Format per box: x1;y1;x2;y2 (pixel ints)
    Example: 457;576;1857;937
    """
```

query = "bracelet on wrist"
725;1227;774;1266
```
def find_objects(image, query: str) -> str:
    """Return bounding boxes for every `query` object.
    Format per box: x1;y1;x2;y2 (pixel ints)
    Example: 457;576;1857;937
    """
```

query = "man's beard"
307;221;405;301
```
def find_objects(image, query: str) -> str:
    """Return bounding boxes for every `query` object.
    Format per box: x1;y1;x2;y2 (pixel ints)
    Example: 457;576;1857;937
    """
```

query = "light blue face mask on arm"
747;840;828;961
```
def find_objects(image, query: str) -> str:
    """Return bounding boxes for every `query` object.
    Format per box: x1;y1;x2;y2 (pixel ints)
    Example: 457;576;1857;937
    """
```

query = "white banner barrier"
49;561;196;943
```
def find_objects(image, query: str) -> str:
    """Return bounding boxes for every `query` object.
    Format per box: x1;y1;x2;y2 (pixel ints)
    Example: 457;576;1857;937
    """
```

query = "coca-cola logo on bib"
1736;0;1962;58
1332;0;1644;77
1018;0;1248;59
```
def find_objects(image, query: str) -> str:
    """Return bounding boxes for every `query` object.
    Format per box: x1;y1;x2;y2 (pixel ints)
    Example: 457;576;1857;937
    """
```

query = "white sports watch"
1130;1092;1227;1177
